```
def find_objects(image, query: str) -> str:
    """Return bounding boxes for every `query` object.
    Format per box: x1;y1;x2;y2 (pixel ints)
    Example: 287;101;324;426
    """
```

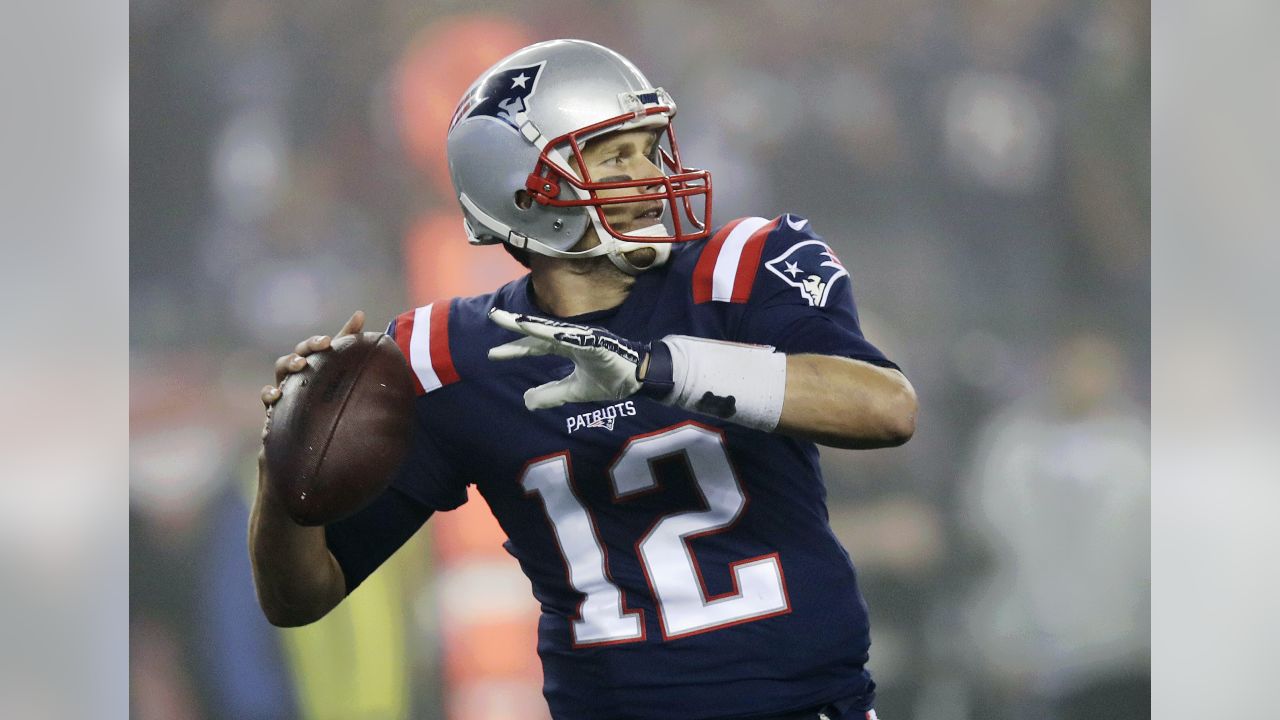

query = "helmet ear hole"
514;190;534;210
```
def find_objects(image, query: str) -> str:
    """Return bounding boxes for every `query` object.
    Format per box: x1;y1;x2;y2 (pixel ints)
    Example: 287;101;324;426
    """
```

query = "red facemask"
523;106;713;244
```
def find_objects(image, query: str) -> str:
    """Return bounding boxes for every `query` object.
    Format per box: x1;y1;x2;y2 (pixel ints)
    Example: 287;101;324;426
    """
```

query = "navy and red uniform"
326;215;900;720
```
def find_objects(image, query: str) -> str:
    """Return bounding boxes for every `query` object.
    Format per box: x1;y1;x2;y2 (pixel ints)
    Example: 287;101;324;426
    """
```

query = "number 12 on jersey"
520;422;791;646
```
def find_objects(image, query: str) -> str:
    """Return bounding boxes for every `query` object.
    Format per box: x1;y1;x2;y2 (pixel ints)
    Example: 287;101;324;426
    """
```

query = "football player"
253;39;916;720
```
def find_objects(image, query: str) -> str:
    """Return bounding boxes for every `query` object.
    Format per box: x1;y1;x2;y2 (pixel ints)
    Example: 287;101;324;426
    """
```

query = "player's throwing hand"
487;308;662;410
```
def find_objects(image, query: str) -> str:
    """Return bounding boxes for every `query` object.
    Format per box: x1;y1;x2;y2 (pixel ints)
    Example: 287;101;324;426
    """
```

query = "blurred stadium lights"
404;210;525;308
211;108;290;223
942;71;1054;194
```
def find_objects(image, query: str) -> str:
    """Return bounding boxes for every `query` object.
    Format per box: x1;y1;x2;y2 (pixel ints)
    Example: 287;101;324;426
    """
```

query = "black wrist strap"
637;340;675;400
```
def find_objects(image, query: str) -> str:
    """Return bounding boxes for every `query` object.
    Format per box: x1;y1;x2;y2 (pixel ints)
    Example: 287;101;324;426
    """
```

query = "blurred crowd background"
130;1;1149;719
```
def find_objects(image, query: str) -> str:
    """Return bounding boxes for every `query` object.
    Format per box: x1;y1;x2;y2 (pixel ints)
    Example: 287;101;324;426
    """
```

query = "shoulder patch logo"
449;61;546;134
764;240;848;307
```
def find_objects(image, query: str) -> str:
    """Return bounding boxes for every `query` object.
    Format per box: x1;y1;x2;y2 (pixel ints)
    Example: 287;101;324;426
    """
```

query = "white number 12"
520;422;790;646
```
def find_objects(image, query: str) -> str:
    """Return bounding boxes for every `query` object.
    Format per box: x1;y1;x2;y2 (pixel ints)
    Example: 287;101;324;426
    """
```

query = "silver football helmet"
446;39;712;274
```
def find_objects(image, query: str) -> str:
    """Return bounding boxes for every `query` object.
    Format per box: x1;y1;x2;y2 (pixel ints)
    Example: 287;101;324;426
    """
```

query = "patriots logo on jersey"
764;238;849;307
565;400;638;434
449;61;546;133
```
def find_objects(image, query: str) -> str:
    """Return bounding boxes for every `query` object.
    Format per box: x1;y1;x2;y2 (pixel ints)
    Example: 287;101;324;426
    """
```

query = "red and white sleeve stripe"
392;300;460;396
691;216;780;304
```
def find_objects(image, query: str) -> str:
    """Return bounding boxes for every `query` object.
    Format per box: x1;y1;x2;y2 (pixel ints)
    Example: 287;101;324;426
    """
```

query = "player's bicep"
755;309;898;370
325;485;432;594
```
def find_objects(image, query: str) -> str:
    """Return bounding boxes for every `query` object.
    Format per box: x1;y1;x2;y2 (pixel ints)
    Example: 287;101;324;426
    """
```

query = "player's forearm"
249;460;348;627
777;354;917;449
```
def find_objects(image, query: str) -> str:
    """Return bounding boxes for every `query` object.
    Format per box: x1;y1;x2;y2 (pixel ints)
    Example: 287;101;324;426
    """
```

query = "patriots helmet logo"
764;238;849;307
449;61;546;133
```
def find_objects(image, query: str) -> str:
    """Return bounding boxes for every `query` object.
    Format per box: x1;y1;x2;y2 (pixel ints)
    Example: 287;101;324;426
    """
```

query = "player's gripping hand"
259;310;365;443
487;309;669;410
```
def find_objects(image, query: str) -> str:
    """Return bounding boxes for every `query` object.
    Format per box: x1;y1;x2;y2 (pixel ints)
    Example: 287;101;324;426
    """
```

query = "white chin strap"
602;221;673;275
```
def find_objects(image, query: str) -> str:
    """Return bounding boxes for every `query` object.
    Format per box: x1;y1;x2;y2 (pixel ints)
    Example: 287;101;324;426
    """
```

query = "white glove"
487;309;667;410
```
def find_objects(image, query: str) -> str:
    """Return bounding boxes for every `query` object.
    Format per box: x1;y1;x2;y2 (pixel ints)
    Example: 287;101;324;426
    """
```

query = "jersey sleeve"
383;312;471;512
734;215;898;369
325;486;432;594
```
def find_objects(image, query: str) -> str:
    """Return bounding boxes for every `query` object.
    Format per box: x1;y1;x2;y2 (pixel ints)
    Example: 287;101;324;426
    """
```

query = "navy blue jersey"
328;215;898;720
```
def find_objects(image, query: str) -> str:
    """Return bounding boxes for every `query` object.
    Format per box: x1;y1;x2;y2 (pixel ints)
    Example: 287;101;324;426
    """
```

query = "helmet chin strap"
594;213;674;276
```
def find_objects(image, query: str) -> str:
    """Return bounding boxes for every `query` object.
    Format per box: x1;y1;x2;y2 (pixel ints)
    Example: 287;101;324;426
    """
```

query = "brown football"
264;332;415;526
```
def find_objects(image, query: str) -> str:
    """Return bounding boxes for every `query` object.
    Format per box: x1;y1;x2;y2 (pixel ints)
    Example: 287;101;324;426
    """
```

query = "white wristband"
660;335;787;431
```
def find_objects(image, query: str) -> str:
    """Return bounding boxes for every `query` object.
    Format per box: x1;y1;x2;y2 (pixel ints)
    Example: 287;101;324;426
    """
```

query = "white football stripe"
711;216;771;301
410;303;443;393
